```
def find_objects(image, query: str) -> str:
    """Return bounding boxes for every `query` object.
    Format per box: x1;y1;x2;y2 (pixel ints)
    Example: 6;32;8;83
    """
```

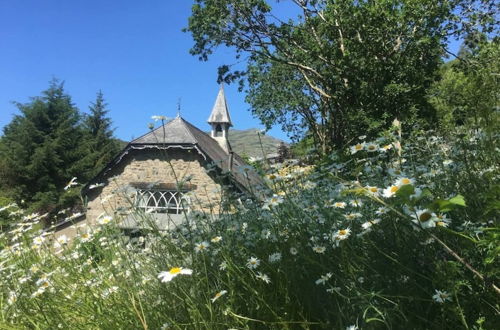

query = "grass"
0;123;498;329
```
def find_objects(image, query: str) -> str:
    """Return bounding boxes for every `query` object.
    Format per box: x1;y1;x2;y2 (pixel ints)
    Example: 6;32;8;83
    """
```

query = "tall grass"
0;123;498;329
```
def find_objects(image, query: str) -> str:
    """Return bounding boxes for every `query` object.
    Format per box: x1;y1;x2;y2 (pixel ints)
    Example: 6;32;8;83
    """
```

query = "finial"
176;98;181;118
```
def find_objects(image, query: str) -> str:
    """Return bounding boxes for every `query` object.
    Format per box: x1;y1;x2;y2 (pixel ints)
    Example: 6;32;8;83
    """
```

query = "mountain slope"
227;129;284;158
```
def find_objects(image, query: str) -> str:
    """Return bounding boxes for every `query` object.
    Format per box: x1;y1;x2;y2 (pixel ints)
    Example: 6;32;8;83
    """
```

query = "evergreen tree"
0;79;85;214
80;90;121;180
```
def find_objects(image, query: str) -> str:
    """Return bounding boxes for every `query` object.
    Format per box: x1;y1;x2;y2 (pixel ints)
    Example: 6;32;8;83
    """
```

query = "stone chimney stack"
207;84;233;153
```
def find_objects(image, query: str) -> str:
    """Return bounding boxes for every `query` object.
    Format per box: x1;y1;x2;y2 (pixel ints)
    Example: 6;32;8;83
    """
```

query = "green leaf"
449;195;466;207
395;184;415;198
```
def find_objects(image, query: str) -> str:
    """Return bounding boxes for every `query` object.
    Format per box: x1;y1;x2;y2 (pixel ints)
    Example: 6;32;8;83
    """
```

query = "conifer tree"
0;79;85;213
80;90;121;180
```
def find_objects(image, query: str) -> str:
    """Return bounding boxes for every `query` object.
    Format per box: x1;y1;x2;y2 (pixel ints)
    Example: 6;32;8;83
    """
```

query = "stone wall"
56;148;224;239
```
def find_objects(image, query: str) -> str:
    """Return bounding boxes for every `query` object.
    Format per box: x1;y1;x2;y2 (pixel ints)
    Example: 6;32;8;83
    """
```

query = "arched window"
135;189;190;214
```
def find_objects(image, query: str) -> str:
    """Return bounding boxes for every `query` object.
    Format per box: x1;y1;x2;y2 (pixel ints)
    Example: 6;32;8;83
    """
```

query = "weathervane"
176;98;181;118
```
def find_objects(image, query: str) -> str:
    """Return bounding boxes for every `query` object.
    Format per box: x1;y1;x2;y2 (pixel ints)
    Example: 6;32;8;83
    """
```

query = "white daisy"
194;241;210;253
350;143;365;154
432;289;452;303
256;272;271;284
246;257;260;269
211;290;228;303
158;267;193;282
315;272;332;285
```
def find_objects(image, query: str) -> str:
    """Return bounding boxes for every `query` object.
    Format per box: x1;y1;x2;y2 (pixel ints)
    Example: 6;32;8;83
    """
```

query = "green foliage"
0;79;85;214
0;81;121;226
429;39;500;132
79;90;121;179
186;0;497;154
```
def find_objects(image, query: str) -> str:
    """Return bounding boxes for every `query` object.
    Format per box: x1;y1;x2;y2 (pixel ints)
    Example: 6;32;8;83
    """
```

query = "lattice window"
135;189;190;214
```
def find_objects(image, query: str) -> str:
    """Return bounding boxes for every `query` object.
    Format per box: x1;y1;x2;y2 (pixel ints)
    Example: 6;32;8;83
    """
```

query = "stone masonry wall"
55;148;224;239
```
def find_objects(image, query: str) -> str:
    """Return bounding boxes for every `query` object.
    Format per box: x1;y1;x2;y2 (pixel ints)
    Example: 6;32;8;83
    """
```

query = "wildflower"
268;252;282;263
151;115;167;121
7;291;17;305
344;212;362;220
365;186;379;196
380;144;392;152
349;199;363;207
79;231;93;243
158;267;193;283
312;246;326;254
194;241;210;253
219;261;228;271
266;173;281;181
435;214;450;227
346;325;359;330
64;177;78;190
361;219;381;231
256;272;271;284
315;272;332;285
382;185;399;198
289;247;298;255
32;235;45;246
53;235;69;249
375;206;389;215
443;159;453;166
88;183;105;189
350;143;365;154
333;201;347;208
411;209;437;229
246;257;260;269
211;236;222;243
333;228;351;243
211;290;228;303
263;194;284;209
97;215;113;225
432;289;452;303
160;323;170;330
365;143;379;152
395;177;414;186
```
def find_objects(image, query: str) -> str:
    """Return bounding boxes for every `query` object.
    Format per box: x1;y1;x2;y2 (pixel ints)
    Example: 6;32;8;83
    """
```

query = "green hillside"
227;129;285;159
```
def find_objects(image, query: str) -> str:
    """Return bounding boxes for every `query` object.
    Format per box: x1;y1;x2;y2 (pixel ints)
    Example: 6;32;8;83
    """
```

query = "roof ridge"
178;117;199;144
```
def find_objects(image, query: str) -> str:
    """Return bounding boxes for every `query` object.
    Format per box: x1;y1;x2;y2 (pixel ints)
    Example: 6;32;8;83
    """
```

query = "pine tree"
0;79;85;213
80;90;121;180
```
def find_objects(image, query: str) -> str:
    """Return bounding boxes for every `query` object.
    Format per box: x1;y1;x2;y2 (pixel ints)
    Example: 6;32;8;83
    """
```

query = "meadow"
1;121;498;329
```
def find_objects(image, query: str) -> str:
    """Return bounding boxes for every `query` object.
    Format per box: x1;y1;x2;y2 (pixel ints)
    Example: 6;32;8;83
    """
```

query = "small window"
215;124;223;137
135;189;189;214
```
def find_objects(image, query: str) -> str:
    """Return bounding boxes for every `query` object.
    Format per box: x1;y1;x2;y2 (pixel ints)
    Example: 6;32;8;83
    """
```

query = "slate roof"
207;85;232;126
85;116;265;195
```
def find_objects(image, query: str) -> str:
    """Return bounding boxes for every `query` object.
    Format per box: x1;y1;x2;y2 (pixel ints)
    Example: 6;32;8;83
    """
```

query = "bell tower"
208;85;232;152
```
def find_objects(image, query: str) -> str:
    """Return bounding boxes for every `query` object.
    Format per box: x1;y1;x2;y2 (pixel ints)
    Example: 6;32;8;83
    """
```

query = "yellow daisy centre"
400;178;411;185
355;144;363;150
368;145;376;150
390;186;399;193
169;267;182;275
369;187;378;193
419;212;432;222
339;230;347;236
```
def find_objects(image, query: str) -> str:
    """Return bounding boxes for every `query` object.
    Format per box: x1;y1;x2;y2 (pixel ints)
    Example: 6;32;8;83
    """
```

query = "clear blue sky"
0;0;290;142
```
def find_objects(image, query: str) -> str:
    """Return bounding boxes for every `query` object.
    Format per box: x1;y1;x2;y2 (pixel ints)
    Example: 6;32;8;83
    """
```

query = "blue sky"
0;1;291;142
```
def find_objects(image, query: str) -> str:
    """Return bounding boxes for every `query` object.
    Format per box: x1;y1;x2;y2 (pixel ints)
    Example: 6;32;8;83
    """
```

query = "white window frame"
135;189;190;214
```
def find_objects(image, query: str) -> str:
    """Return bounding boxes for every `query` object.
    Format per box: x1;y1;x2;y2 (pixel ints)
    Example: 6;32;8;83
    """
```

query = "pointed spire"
207;84;232;126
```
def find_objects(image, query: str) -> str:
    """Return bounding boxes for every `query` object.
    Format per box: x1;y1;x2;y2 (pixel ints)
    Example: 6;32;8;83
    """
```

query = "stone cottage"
53;86;265;238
